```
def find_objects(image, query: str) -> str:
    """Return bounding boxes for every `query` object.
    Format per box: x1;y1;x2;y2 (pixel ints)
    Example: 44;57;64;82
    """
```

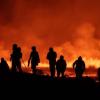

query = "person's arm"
55;52;57;59
46;53;49;60
20;52;22;59
73;61;76;69
37;52;40;63
83;61;86;71
65;61;67;70
10;54;12;61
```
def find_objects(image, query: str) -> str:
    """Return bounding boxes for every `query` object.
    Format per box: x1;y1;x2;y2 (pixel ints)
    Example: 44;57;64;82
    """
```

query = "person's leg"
32;65;36;74
76;72;82;79
18;61;22;72
62;72;64;77
12;62;14;72
75;69;80;78
80;71;83;78
52;64;55;77
57;71;60;78
34;66;37;74
75;71;78;78
12;61;17;72
50;63;55;77
50;64;52;76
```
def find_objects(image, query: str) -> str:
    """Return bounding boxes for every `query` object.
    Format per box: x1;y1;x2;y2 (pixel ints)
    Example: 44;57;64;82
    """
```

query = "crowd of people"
0;44;100;80
46;47;85;78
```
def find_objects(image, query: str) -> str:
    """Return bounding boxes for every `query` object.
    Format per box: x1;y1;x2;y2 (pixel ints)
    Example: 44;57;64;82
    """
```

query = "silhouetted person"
97;67;100;81
28;46;40;74
73;56;85;78
10;44;18;72
17;47;22;72
10;44;22;72
0;58;10;76
56;55;67;78
47;48;57;77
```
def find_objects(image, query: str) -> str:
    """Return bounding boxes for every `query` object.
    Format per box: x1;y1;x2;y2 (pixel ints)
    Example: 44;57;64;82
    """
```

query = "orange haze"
0;0;100;68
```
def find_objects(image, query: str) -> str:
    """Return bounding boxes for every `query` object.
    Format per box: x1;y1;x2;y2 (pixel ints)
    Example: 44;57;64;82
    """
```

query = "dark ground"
0;70;100;99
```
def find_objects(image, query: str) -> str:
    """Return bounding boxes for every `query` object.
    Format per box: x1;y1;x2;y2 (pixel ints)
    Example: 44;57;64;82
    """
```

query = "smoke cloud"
0;0;100;67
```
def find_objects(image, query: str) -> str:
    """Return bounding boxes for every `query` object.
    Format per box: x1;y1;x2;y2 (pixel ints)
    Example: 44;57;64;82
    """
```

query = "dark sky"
0;0;100;67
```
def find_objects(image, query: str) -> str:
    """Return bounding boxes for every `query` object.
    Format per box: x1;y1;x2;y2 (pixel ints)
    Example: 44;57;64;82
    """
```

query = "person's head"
78;56;82;61
12;44;18;50
49;47;53;52
60;55;64;60
32;46;36;51
1;58;5;62
18;47;21;52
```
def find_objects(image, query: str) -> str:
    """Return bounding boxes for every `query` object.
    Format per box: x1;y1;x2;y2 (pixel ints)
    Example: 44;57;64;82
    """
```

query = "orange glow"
7;59;100;68
0;0;100;69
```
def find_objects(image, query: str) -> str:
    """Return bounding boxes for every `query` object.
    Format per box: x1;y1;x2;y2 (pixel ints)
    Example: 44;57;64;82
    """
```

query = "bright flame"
1;0;100;70
7;58;100;68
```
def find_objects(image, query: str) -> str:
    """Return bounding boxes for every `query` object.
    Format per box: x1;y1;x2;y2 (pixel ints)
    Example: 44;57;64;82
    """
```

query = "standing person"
47;48;57;77
17;47;22;72
0;58;10;76
56;56;67;78
10;44;18;72
28;46;40;74
73;56;85;78
10;44;22;72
